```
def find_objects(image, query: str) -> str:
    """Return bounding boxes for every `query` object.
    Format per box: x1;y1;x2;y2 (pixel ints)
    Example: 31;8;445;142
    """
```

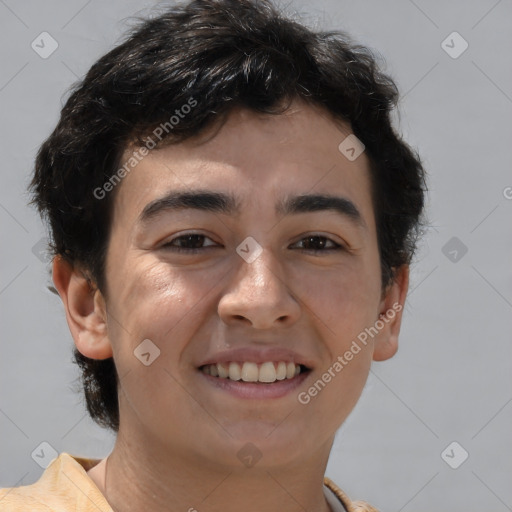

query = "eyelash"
160;233;344;254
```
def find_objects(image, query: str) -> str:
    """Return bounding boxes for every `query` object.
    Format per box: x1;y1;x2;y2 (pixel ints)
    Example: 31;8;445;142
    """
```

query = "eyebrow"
138;190;367;229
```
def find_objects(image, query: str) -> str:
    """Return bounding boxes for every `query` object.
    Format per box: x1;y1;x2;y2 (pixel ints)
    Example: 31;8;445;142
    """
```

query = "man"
0;0;426;510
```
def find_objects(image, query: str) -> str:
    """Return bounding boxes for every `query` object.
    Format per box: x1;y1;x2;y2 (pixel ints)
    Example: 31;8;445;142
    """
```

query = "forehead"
112;100;375;230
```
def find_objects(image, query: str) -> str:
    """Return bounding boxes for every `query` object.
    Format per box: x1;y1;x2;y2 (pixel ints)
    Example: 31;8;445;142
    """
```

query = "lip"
196;346;315;369
198;368;311;399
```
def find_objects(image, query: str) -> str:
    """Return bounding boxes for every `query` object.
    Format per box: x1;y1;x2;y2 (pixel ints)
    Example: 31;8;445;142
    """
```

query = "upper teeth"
201;361;301;383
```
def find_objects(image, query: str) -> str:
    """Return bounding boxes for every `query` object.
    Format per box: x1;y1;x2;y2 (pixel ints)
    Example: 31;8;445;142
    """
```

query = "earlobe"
52;256;113;360
372;265;409;362
76;328;112;360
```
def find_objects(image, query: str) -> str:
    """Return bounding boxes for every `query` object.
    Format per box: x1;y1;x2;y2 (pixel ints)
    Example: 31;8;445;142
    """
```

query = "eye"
291;235;343;253
160;233;344;254
160;233;219;253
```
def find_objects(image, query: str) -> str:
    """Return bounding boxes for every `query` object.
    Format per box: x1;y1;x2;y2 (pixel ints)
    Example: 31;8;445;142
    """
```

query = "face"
67;99;407;470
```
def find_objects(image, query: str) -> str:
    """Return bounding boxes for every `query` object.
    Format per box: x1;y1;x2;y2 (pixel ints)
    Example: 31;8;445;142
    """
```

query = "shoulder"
0;452;112;512
0;487;53;511
324;476;380;512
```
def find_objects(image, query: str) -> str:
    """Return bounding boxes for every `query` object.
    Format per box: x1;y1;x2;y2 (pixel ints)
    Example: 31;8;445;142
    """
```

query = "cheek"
106;257;220;367
289;256;379;414
295;339;373;442
290;258;381;339
112;258;193;322
105;260;214;422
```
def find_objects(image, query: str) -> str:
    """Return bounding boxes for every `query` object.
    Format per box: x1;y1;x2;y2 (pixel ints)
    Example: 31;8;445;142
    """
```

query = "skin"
53;98;409;512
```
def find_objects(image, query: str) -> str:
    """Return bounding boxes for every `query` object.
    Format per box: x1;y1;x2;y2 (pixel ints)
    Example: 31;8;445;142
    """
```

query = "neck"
90;427;334;512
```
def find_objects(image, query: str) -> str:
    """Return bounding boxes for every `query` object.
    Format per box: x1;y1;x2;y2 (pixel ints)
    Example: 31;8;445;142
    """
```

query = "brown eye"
292;235;343;253
161;233;219;253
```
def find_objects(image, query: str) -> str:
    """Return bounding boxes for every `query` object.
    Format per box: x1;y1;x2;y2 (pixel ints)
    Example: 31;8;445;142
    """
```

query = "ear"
372;265;409;362
52;256;113;360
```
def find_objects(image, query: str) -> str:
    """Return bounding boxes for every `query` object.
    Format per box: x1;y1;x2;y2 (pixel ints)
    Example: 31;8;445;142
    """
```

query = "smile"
199;361;310;384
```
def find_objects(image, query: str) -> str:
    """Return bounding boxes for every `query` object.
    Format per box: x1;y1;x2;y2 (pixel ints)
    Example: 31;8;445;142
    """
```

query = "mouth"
197;360;312;399
199;361;311;383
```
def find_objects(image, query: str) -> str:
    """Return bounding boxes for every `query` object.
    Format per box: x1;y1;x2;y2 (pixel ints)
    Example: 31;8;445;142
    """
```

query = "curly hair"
30;0;427;432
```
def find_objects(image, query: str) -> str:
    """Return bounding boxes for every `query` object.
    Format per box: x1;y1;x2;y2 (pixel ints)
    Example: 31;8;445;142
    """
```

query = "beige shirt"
0;453;378;512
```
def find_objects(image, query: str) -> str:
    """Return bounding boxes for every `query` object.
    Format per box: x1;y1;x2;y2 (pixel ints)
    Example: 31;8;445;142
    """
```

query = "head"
31;0;426;464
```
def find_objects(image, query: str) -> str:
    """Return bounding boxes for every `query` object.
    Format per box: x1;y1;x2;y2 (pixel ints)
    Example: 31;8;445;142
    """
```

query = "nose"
217;246;301;329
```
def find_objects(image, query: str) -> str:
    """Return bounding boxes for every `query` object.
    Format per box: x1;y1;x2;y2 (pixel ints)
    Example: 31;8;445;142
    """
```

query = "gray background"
1;1;511;510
